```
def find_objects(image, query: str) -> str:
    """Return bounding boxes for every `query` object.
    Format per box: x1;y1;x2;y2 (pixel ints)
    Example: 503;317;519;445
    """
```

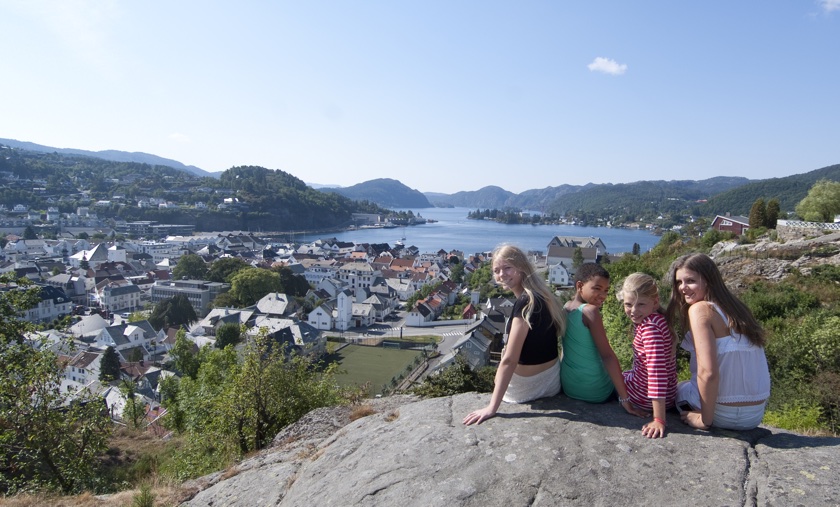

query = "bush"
132;483;155;507
766;311;840;379
412;356;494;398
700;229;735;250
741;282;820;321
813;371;840;434
763;402;824;434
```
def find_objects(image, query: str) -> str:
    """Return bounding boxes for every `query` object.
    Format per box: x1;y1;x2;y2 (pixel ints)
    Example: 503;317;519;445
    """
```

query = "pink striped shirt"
623;312;677;410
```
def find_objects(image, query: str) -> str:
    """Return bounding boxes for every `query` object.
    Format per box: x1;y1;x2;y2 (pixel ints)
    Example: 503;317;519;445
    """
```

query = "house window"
722;220;732;226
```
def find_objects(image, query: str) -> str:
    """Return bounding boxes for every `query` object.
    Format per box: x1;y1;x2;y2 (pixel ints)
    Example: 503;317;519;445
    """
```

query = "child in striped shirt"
617;273;677;438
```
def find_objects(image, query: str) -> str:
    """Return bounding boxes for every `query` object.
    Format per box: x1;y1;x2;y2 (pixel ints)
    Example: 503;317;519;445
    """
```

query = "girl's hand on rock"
463;406;496;426
642;420;666;438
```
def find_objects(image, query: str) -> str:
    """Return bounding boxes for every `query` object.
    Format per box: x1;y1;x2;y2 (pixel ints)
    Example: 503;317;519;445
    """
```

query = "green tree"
229;267;283;307
160;329;345;478
119;380;146;429
129;348;143;363
765;198;781;229
79;258;90;271
127;311;147;322
572;247;584;269
170;328;200;379
631;243;641;256
0;275;111;494
215;322;242;349
148;294;198;330
99;346;121;382
207;257;249;283
172;254;208;280
22;225;37;240
749;198;767;229
449;262;465;284
271;265;312;297
795;179;840;222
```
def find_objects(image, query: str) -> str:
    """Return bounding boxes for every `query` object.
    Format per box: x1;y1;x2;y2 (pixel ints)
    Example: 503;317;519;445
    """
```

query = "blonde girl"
617;273;677;438
463;244;565;425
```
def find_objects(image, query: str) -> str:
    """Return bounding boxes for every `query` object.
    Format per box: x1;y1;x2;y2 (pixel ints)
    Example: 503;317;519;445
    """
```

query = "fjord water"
299;207;660;255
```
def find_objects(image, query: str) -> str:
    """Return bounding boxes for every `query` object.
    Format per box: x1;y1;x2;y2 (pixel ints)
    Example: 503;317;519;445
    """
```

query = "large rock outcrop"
179;394;840;506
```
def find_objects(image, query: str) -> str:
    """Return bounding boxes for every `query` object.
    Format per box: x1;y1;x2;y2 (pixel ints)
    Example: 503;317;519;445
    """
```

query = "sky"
1;1;839;194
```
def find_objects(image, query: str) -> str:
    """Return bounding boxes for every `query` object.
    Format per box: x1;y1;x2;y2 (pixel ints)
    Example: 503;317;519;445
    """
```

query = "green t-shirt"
560;304;614;403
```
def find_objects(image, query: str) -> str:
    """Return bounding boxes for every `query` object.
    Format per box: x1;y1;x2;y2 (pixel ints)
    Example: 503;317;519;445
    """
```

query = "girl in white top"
667;253;770;430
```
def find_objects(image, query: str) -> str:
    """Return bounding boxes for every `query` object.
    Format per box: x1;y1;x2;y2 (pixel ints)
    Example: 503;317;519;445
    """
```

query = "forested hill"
428;184;597;210
427;185;515;208
543;177;751;216
321;178;432;208
0;137;215;178
0;146;384;232
701;163;840;216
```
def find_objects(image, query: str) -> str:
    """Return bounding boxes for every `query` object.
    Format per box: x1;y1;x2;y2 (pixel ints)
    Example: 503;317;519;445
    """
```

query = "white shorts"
676;380;766;430
503;361;561;404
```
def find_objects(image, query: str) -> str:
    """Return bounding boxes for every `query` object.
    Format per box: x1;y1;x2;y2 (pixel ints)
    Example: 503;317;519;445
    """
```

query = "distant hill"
544;177;752;215
505;184;592;210
426;186;515;208
425;178;752;215
701;164;840;215
0;145;383;232
0;138;216;178
322;178;432;208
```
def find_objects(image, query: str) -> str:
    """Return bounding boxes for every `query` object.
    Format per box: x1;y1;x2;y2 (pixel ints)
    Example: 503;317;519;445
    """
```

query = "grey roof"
106;284;141;296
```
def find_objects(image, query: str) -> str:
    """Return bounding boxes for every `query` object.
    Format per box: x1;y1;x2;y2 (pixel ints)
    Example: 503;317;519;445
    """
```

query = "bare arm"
463;315;527;425
582;306;647;418
681;303;719;429
641;318;671;437
642;398;667;438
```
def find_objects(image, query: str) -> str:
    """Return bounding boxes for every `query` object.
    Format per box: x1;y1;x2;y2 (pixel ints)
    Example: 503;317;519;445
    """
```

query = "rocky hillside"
176;394;840;507
709;230;840;288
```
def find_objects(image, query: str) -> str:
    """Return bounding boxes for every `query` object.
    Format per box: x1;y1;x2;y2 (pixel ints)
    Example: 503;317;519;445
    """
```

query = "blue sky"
1;1;838;193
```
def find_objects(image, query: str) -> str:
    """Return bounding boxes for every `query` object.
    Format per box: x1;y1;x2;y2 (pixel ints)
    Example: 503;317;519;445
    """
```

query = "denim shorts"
676;380;766;430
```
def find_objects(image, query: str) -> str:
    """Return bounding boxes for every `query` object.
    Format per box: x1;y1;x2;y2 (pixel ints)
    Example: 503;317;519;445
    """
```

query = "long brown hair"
492;244;566;337
666;253;765;346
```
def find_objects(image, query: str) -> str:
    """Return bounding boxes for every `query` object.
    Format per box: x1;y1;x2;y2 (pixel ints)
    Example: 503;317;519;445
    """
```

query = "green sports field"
325;344;423;396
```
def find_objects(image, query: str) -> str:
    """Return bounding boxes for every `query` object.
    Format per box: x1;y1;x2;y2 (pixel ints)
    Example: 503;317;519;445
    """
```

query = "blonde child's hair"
492;244;566;337
617;272;675;345
616;273;663;310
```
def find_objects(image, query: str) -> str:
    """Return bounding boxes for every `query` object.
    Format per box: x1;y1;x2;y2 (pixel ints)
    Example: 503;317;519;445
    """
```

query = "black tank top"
505;293;559;365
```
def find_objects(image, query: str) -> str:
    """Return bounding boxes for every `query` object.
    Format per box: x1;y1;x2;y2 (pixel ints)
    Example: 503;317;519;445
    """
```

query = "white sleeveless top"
681;303;770;404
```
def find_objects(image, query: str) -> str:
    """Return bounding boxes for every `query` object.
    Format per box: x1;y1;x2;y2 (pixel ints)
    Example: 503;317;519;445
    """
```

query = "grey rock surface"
180;393;840;507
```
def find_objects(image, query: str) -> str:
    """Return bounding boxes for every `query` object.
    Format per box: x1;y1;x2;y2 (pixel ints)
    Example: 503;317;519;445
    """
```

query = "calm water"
299;208;660;255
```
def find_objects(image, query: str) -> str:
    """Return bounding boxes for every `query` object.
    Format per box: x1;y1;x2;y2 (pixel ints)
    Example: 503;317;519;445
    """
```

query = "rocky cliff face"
709;230;840;288
178;394;840;506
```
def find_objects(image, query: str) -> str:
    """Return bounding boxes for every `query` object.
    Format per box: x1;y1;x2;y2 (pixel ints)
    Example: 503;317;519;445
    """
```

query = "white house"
17;285;73;324
548;262;572;287
64;349;103;386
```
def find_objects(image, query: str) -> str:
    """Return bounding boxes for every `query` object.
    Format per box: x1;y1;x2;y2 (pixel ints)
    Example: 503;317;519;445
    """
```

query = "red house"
711;214;750;235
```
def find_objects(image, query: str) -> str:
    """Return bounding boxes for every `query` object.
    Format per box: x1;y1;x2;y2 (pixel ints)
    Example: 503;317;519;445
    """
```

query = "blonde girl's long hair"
492;244;566;337
616;272;676;347
666;253;766;347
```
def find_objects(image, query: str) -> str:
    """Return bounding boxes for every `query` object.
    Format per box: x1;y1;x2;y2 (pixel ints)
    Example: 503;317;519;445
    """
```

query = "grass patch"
324;344;423;396
764;403;826;435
